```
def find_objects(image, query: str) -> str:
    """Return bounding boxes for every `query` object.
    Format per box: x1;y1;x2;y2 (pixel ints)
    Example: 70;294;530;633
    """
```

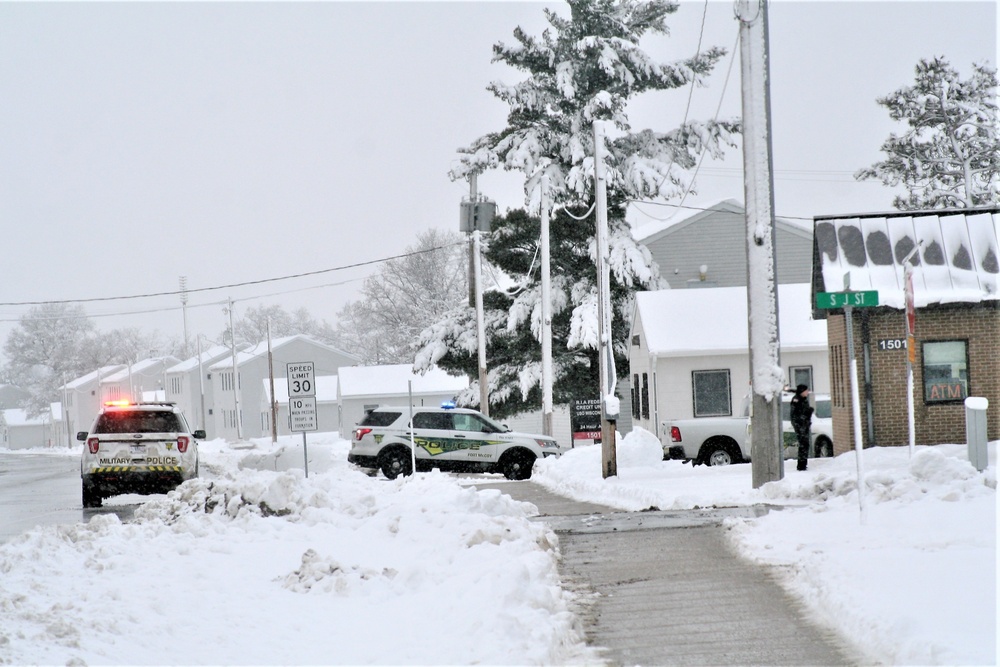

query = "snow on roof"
63;365;126;389
814;208;999;309
2;408;49;427
167;345;240;373
631;198;809;242
635;283;827;356
264;376;339;403
209;335;359;370
338;364;468;398
102;357;178;383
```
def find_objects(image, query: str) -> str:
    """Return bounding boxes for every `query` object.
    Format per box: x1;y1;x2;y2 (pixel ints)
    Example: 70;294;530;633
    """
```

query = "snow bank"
0;461;597;666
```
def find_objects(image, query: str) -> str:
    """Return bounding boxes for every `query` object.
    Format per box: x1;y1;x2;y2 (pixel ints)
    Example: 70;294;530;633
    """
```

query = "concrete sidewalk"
472;481;855;667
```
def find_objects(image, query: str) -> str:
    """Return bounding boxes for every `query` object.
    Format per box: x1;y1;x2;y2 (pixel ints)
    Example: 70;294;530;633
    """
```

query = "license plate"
130;443;146;455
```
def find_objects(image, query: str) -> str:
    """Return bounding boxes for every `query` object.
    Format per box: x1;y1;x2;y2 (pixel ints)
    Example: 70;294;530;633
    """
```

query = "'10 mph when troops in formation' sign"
286;362;318;432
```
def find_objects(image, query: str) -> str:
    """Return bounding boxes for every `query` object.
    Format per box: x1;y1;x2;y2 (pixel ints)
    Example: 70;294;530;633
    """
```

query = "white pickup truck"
662;394;834;466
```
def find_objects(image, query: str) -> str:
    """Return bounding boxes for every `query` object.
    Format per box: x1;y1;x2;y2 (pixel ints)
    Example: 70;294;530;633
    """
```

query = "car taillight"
87;437;100;454
353;427;372;441
177;436;190;453
670;426;682;443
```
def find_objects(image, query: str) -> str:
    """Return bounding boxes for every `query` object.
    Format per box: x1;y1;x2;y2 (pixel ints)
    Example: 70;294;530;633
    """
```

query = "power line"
0;242;463;308
628;198;813;222
0;275;369;324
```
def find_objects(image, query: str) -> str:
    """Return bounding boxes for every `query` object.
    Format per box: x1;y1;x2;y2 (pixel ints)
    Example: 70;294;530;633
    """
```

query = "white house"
209;335;360;441
263;375;339;437
100;356;181;405
61;365;126;440
628;283;829;441
337;364;469;433
1;404;63;450
164;344;243;436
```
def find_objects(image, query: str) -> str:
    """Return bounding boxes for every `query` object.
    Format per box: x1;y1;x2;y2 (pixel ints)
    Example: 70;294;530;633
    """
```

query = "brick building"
812;206;999;452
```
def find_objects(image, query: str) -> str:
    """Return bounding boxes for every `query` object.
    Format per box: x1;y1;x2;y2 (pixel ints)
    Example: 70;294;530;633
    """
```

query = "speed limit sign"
286;362;315;397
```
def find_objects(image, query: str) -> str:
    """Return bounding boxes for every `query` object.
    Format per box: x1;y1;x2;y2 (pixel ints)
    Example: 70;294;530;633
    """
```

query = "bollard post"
964;397;989;472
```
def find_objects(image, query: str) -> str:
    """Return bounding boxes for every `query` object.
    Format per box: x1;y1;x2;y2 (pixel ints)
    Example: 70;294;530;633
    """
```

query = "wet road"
0;452;137;545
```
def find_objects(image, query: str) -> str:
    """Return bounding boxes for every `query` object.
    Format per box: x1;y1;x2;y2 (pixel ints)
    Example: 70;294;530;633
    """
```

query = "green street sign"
815;290;879;309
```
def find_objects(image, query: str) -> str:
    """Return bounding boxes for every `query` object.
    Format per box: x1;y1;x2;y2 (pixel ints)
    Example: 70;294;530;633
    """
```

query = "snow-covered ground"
0;429;995;666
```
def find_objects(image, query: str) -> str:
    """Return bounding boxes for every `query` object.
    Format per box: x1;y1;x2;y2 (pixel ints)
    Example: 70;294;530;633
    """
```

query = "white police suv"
79;401;204;508
348;405;563;480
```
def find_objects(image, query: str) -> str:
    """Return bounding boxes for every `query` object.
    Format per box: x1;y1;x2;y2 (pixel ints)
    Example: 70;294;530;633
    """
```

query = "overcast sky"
0;1;995;359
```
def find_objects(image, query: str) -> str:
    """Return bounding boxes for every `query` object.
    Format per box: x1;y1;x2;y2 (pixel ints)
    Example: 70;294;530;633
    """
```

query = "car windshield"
95;411;185;434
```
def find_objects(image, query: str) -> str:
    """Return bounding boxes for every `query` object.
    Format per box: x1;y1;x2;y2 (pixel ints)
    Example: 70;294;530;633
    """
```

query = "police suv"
79;401;204;508
348;405;563;480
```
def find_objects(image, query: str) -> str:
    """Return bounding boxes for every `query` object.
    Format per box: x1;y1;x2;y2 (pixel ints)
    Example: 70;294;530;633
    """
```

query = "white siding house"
1;404;63;450
61;365;126;440
337;364;469;433
99;357;181;405
209;335;360;441
628;283;829;442
164;344;243;436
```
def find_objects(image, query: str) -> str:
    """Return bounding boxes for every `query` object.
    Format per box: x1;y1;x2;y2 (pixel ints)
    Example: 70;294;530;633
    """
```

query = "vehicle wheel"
500;450;536;480
700;439;741;467
82;482;102;508
378;448;413;480
814;437;833;458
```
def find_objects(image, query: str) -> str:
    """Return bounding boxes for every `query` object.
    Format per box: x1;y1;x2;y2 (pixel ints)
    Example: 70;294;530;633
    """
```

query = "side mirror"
192;430;206;440
503;424;511;432
76;432;88;441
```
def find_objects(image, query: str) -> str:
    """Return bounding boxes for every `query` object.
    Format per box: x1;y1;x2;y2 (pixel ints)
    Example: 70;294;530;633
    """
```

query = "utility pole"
267;318;278;445
197;335;207;432
227;298;243;440
738;0;783;488
540;174;553;436
462;172;491;418
179;276;190;358
594;121;617;479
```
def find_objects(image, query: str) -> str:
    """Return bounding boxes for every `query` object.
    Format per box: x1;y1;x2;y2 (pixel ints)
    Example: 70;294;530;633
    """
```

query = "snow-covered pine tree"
856;57;999;210
415;0;740;417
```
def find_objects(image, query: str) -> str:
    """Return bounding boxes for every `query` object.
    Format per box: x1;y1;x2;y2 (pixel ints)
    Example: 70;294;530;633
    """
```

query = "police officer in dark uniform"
790;384;814;471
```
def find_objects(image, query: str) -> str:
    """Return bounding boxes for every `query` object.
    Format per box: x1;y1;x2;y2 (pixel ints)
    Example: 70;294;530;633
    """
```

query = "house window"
789;366;813;391
692;370;731;417
641;373;650;419
922;340;968;404
632;374;640;419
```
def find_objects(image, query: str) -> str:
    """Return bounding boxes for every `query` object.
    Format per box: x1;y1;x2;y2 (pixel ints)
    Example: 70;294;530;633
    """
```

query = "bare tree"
3;303;97;416
335;229;468;365
224;303;340;348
